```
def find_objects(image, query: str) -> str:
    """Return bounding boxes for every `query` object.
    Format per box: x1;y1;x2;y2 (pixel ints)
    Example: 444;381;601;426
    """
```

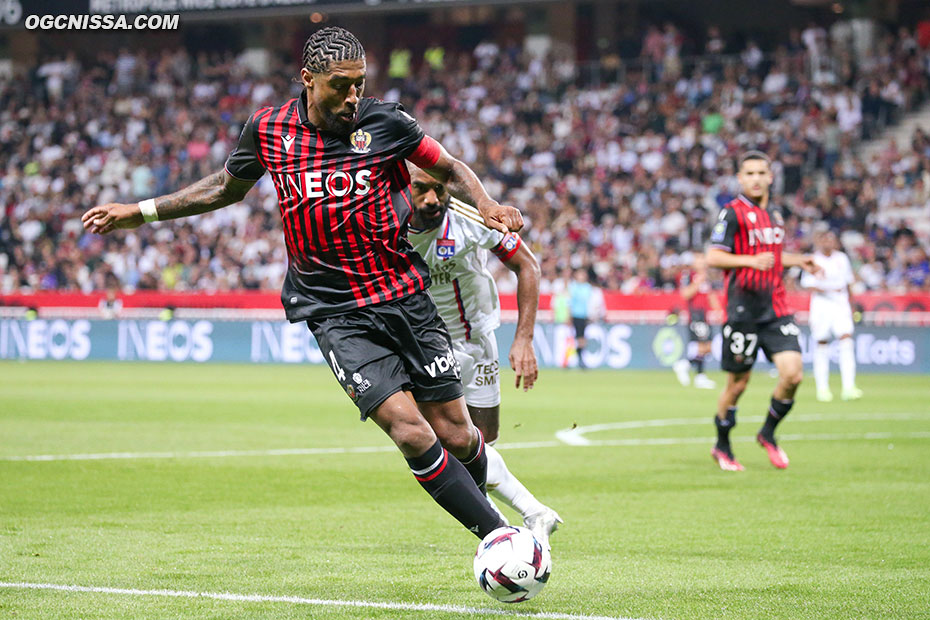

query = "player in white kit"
800;230;863;402
406;164;562;547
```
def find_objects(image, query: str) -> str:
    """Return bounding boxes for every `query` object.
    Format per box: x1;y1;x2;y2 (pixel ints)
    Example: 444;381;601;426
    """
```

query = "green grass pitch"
1;361;928;619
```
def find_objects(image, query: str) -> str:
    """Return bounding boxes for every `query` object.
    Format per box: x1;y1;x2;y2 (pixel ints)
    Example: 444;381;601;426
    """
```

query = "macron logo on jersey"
281;135;294;154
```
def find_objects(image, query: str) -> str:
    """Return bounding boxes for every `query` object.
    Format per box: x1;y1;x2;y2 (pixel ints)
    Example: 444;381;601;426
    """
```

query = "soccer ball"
473;525;551;602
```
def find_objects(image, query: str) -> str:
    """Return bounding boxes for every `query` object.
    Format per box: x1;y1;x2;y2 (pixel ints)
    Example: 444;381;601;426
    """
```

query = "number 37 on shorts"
721;316;801;372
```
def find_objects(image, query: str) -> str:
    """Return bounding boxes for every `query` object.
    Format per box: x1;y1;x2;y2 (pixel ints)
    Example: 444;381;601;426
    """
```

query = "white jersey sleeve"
804;251;852;306
408;198;519;342
842;253;855;287
451;199;523;260
800;264;818;291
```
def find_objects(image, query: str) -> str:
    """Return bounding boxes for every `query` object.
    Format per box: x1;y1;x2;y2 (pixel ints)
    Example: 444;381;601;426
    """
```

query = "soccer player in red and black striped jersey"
672;253;721;390
705;151;820;471
81;27;523;540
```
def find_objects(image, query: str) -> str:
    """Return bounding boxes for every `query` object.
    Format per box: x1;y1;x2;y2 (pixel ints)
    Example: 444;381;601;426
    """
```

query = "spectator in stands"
0;21;928;300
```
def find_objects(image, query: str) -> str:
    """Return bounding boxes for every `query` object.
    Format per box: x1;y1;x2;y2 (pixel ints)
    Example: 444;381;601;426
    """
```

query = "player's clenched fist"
477;200;524;234
798;255;823;276
81;203;144;235
750;252;775;271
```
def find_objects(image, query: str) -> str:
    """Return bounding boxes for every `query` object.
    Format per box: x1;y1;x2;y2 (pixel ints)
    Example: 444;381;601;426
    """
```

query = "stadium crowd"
1;22;930;298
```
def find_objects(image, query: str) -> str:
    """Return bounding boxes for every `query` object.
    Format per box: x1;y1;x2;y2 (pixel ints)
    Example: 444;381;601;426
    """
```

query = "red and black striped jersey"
709;194;791;323
225;92;440;321
678;269;711;314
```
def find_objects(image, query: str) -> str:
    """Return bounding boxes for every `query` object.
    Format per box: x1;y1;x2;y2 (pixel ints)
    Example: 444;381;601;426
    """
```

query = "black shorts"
307;291;464;420
721;315;802;373
688;311;712;343
572;317;589;339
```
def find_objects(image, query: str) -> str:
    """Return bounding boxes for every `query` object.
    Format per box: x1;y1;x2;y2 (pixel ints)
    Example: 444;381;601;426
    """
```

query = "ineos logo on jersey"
277;169;373;200
748;227;784;246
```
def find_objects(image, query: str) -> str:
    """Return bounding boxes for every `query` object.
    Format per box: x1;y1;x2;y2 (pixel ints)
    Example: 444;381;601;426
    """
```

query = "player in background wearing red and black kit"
672;253;721;390
706;152;821;471
81;27;523;540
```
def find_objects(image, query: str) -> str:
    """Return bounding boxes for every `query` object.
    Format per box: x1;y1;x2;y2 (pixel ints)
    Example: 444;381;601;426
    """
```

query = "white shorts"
452;331;501;408
809;299;854;342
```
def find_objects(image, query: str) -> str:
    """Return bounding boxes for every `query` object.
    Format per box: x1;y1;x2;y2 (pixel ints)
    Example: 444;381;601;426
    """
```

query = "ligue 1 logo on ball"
351;129;372;154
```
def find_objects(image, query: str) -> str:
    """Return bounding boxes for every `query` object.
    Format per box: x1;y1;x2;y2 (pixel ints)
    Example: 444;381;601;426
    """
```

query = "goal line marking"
0;581;645;620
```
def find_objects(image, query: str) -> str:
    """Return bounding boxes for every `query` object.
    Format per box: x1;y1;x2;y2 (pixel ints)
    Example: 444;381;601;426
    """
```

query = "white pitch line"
0;445;397;462
555;412;930;445
582;431;930;448
0;582;645;620
2;413;928;462
0;441;560;462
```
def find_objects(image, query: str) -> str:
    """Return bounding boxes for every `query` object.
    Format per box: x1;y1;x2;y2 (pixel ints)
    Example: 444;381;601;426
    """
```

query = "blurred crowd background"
2;17;929;299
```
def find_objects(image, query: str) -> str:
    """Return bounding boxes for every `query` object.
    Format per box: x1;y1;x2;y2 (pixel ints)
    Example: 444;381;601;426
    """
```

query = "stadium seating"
1;27;928;297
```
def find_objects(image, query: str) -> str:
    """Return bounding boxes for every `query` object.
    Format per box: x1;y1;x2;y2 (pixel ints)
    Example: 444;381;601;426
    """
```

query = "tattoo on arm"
444;159;493;208
153;171;254;221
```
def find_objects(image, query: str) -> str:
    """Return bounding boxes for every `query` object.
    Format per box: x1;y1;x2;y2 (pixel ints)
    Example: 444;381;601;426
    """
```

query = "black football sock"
714;407;737;453
691;357;705;374
460;428;488;495
760;397;794;441
406;439;503;538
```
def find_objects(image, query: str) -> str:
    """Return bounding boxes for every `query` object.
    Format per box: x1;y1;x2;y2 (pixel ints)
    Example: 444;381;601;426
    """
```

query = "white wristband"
139;199;158;223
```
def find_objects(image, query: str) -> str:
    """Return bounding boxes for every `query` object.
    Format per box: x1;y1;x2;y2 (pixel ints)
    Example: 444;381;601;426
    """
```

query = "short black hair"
738;150;771;169
302;27;365;73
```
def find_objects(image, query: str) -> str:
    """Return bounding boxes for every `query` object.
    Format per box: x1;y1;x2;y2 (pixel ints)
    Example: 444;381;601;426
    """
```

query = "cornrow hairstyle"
738;149;771;169
302;27;365;73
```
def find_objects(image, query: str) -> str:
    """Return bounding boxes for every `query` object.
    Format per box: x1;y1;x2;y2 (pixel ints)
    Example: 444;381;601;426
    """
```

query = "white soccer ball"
473;525;551;603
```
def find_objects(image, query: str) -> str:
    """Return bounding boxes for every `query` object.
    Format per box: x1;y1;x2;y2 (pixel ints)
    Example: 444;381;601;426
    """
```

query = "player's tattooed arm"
154;171;255;220
82;171;256;235
423;143;523;233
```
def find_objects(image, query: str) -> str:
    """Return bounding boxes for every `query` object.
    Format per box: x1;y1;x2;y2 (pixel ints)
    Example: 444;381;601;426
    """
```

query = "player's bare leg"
369;392;503;537
813;338;834;401
419;397;493;495
468;405;500;445
469;404;562;549
837;334;863;400
712;371;750;471
757;351;803;469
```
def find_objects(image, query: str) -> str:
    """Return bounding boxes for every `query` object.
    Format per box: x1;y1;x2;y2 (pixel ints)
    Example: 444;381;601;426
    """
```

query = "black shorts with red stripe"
307;291;464;419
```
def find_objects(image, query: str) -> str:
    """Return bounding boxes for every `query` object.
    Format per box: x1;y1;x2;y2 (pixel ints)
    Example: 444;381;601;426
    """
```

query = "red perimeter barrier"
3;291;930;314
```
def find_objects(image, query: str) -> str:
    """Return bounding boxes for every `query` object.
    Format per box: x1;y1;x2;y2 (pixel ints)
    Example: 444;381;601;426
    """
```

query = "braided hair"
302;27;365;73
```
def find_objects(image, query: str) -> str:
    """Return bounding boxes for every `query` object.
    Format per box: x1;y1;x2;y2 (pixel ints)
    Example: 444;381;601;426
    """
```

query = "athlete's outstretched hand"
799;255;823;276
82;203;144;235
509;336;538;391
749;252;775;271
477;200;524;234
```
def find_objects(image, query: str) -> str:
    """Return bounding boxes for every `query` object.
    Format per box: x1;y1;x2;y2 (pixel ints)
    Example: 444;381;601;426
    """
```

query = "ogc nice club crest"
351;129;372;154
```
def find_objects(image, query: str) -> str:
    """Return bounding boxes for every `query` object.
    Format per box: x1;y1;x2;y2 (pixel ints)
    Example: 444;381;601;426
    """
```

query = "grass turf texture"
1;361;928;620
